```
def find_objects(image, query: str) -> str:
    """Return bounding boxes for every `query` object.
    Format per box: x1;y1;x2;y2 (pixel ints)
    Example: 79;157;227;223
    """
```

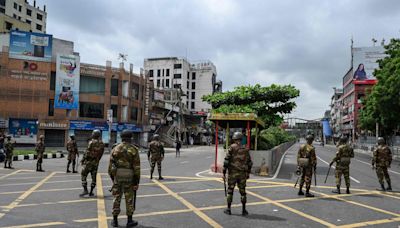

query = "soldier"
35;135;46;172
147;134;165;180
297;134;317;197
223;132;252;216
4;136;14;169
109;130;140;227
80;130;105;197
66;135;79;173
329;136;354;194
372;137;392;191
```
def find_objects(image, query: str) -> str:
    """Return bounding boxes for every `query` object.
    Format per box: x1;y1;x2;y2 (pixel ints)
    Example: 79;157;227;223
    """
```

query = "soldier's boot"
72;161;78;173
66;162;71;173
89;186;95;197
298;185;304;196
223;202;232;215
150;167;154;180
126;215;138;227
8;162;14;169
332;185;341;194
242;202;248;216
4;162;7;168
79;186;89;197
386;181;392;191
36;163;40;172
111;215;118;227
379;183;386;191
346;186;351;194
158;168;164;180
39;164;45;172
305;188;314;197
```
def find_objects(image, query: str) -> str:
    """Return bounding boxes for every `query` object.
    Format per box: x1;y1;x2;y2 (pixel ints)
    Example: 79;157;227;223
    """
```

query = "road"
0;144;399;227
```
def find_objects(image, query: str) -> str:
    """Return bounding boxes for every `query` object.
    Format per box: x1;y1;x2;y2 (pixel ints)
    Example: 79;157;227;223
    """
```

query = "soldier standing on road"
147;134;165;180
223;132;252;216
329;136;354;194
80;130;105;197
108;130;141;227
175;139;181;158
297;134;317;197
4;136;14;169
66;135;79;173
35;135;45;172
372;137;392;191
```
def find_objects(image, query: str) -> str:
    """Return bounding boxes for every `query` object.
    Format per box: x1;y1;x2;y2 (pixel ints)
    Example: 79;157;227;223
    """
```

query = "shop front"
38;120;69;147
69;120;108;148
8;118;38;145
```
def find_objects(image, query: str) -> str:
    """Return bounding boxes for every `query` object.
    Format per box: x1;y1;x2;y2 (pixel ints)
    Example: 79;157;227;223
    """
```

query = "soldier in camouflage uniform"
147;134;165;180
329;136;354;194
35;135;45;172
223;132;252;216
66;135;79;173
80;130;105;197
372;137;392;191
297;135;317;197
109;130;140;227
4;136;14;169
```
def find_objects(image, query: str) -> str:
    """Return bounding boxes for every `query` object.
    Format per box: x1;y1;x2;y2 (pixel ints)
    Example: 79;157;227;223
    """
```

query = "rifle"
314;166;317;186
294;167;302;188
324;165;331;183
223;174;227;197
133;190;137;209
294;176;300;188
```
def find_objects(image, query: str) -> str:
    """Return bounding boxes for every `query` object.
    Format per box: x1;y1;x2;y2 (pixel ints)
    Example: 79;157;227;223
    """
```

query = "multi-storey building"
0;0;46;33
330;87;343;136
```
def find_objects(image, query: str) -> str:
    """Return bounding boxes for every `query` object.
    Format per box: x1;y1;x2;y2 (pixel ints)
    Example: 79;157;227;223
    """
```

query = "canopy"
207;113;265;129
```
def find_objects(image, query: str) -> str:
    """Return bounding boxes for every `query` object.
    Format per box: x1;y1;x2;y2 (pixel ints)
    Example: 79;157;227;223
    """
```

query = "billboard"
9;30;53;62
9;118;38;144
352;46;386;81
55;55;80;109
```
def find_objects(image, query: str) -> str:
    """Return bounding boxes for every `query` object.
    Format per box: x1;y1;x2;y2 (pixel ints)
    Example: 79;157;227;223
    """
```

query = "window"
191;102;195;109
174;64;182;69
79;102;104;118
18;5;22;12
157;69;161;77
174;84;181;89
111;79;119;96
13;3;17;9
0;8;4;13
187;81;189;89
50;71;56;90
192;72;196;80
162;79;164;87
166;79;170;88
26;8;32;16
191;92;195;99
26;19;31;24
80;75;105;94
111;105;118;120
48;99;54;116
37;13;43;21
0;0;5;7
162;69;164;76
131;82;139;100
192;82;196;90
157;80;160;87
187;72;190;80
173;74;181;79
130;107;138;122
36;24;42;31
13;14;17;18
149;70;153;77
5;22;12;31
166;69;170;76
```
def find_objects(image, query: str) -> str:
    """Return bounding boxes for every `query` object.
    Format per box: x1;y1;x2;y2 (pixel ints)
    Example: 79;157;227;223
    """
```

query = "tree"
202;84;300;127
359;38;400;136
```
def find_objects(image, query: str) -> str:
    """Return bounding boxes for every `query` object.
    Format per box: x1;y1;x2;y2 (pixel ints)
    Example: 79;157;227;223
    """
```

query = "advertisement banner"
55;55;80;109
352;46;386;81
9;30;53;62
9;118;38;144
70;120;108;131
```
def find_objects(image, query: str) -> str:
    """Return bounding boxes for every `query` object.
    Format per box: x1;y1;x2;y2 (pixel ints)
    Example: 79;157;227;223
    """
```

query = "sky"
37;0;400;120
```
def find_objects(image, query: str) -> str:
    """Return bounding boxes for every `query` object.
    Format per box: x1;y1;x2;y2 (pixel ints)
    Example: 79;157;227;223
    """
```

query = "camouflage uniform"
331;142;354;193
80;137;105;196
66;138;78;173
4;137;14;169
297;139;317;197
35;137;45;172
372;140;392;191
147;138;165;179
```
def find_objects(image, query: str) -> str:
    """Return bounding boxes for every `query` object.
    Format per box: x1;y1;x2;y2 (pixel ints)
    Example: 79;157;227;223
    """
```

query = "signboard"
9;30;53;62
352;46;386;81
0;118;8;128
9;69;48;81
39;120;69;129
55;55;80;109
70;121;142;132
9;118;38;144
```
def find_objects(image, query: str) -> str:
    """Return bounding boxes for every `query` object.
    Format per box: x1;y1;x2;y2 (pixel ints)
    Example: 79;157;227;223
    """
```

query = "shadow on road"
233;213;286;221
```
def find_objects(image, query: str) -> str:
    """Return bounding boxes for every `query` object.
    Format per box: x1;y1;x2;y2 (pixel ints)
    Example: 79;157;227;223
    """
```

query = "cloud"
38;0;400;119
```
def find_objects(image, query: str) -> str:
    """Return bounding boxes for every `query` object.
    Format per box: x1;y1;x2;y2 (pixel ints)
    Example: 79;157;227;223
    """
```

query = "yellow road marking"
336;217;400;228
0;172;56;219
0;170;22;180
153;179;223;228
141;179;212;186
178;184;290;195
0;221;66;228
96;173;108;228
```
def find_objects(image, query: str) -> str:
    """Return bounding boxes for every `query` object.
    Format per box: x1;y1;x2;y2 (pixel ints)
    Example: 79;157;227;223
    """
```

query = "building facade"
330;87;343;137
1;0;47;33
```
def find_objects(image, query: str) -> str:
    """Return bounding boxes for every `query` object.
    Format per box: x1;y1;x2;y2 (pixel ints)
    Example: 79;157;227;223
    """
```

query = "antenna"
118;53;128;62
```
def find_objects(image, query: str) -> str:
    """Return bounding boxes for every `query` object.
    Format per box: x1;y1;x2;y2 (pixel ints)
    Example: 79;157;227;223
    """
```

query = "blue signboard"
54;55;80;109
9;30;53;62
9;118;38;144
70;121;142;132
322;119;333;137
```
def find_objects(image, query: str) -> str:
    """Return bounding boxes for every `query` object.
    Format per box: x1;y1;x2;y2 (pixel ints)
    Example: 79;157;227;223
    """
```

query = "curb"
12;153;65;161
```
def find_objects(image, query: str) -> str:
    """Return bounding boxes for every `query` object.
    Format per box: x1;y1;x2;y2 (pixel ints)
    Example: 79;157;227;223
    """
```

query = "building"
0;31;152;147
330;87;343;137
340;45;386;141
143;57;218;113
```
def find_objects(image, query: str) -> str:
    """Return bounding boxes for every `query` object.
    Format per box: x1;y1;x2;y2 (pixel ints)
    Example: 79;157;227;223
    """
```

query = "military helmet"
339;136;348;144
120;130;133;140
232;132;243;140
39;135;45;139
305;134;314;141
92;130;101;139
377;137;385;145
152;134;160;141
6;135;11;139
70;134;75;139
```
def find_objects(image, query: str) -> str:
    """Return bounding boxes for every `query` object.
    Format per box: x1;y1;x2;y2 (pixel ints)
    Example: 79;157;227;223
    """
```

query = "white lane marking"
180;161;189;164
317;156;361;183
355;159;400;175
206;156;212;159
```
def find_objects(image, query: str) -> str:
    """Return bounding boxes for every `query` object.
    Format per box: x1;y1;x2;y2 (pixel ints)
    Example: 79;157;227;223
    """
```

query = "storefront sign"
9;70;48;81
0;118;8;128
8;118;38;144
70;120;108;131
39;120;69;129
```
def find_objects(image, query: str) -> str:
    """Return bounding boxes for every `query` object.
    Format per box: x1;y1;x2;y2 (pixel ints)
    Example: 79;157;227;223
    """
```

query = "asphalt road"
0;143;399;228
